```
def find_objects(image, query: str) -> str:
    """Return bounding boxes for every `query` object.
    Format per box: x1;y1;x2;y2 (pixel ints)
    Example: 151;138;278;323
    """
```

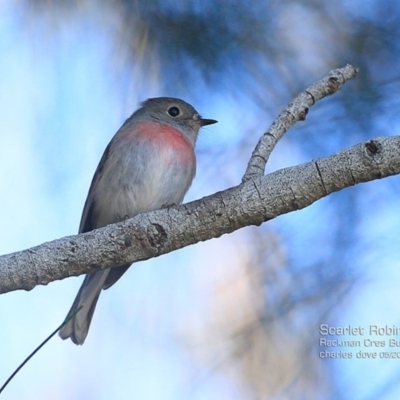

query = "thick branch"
1;136;399;294
242;64;359;182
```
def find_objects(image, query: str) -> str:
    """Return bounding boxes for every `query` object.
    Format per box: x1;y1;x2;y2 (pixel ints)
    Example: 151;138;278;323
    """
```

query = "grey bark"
2;65;396;295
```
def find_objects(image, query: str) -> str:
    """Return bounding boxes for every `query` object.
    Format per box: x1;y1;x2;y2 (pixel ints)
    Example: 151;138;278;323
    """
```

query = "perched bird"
59;97;217;345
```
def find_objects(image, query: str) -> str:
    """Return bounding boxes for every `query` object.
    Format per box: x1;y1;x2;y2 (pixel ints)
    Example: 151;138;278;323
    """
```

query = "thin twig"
0;306;83;395
242;64;359;182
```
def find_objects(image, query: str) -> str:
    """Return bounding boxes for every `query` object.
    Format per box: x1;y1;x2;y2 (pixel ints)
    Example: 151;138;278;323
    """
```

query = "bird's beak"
199;118;218;126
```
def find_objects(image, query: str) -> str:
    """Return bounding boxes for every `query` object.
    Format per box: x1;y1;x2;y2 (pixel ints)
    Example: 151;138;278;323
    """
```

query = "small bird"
59;97;217;345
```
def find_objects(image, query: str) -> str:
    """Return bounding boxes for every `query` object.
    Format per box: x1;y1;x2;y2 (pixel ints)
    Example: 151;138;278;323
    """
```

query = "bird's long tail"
59;270;109;345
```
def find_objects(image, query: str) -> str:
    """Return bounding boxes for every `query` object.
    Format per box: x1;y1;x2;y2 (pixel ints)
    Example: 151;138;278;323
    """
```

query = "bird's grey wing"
60;143;114;344
103;264;131;290
79;142;112;233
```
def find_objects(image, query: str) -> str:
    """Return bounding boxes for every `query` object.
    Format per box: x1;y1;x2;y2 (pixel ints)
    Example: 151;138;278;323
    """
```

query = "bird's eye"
167;106;180;117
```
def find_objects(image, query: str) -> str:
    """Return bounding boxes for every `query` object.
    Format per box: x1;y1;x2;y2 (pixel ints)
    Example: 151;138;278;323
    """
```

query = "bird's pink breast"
126;121;195;165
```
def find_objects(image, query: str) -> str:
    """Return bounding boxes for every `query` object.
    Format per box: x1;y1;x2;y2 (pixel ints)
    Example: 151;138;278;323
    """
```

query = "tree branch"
1;135;399;294
242;64;359;182
3;65;397;295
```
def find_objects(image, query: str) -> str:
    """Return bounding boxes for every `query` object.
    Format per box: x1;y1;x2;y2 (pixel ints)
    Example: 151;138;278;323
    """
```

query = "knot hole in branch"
147;223;168;251
365;140;381;157
328;76;340;91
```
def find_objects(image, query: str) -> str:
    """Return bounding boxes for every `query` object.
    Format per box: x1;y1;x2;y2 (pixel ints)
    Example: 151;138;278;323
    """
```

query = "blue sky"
0;4;249;399
1;2;400;399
